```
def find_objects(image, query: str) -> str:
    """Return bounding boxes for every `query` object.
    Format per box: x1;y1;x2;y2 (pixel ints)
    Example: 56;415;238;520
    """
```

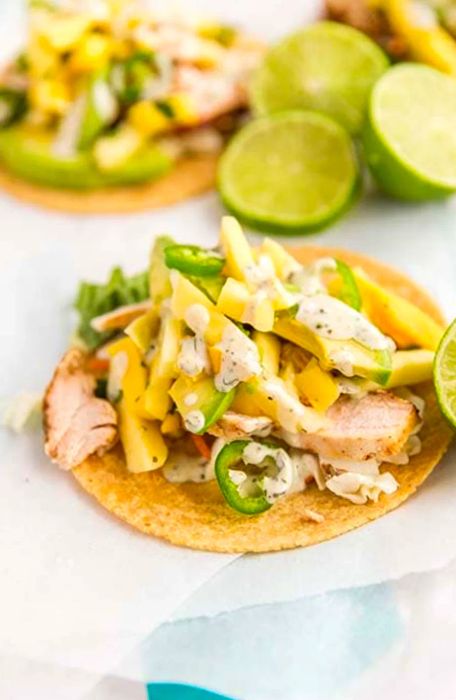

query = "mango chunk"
354;269;444;350
217;278;275;332
118;400;168;472
295;358;340;413
252;331;281;375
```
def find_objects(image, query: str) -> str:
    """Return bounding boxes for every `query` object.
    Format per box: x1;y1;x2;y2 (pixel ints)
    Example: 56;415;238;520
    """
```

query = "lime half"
434;318;456;429
364;63;456;200
251;21;389;134
218;111;359;234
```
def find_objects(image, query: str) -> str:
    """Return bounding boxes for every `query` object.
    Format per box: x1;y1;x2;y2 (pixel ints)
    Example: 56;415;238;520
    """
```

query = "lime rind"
218;110;360;234
434;318;456;429
251;20;389;135
364;63;456;200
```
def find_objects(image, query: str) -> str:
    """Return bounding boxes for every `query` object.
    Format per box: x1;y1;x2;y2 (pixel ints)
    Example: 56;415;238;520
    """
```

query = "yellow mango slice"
295;358;340;413
354;269;444;350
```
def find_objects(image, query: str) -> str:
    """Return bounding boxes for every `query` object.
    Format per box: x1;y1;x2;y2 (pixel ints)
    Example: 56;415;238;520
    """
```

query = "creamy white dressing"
336;376;369;398
290;258;336;295
214;325;261;392
244;255;295;307
328;349;355;377
262;377;326;433
178;304;211;377
184;392;198;407
163;452;210;483
242;442;294;504
184;410;205;433
177;335;209;377
296;294;394;351
185;304;210;334
163;437;225;483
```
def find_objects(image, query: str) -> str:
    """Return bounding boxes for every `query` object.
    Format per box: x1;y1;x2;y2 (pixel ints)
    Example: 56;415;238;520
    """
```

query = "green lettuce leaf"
74;267;148;350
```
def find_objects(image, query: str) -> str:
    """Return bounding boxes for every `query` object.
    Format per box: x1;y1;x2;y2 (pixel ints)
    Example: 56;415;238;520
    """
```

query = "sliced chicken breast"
44;348;118;470
208;412;273;440
282;391;419;462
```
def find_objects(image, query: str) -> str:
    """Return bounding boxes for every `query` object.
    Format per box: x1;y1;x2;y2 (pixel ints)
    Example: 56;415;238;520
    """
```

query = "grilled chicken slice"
283;392;419;462
208;412;273;440
44;348;118;470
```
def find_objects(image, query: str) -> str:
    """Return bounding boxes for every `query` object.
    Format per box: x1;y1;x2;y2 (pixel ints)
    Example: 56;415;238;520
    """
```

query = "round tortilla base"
0;154;218;214
73;248;453;552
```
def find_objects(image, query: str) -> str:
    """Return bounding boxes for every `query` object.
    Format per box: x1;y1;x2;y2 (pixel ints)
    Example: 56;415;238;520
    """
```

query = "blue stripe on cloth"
147;683;236;699
137;582;403;700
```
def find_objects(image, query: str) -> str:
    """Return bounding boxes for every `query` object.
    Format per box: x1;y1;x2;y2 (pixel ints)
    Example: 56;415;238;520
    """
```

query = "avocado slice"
274;316;392;386
0;126;172;189
386;349;434;388
78;74;118;150
170;374;235;434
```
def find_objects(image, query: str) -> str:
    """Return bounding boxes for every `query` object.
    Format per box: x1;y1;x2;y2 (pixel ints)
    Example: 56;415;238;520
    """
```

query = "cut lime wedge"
363;63;456;200
434;318;456;429
218;111;359;234
251;21;389;134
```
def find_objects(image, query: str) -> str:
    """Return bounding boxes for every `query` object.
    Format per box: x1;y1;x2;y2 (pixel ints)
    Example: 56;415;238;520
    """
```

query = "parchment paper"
1;0;456;695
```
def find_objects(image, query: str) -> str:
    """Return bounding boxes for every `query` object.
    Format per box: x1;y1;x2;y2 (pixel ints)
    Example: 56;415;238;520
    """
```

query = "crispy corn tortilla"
0;154;218;214
73;248;453;552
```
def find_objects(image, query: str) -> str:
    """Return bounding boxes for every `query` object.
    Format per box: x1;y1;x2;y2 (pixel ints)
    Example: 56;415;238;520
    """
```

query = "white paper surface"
0;249;237;682
1;0;456;694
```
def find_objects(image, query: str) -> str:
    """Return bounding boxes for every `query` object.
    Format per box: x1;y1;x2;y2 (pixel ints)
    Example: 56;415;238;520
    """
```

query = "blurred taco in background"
326;0;456;72
0;0;263;213
41;217;452;552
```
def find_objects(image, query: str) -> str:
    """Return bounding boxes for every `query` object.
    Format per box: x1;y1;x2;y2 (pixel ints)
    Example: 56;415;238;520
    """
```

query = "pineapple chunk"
106;336;149;418
38;15;93;52
279;362;300;399
107;336;168;470
161;412;183;437
170;272;228;346
220;216;255;281
259;238;301;280
167;93;198;126
70;33;112;73
252;331;281;375
129;101;170;136
30;79;71;116
295;358;340;413
144;315;183;421
217;278;275;332
118;400;168;472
